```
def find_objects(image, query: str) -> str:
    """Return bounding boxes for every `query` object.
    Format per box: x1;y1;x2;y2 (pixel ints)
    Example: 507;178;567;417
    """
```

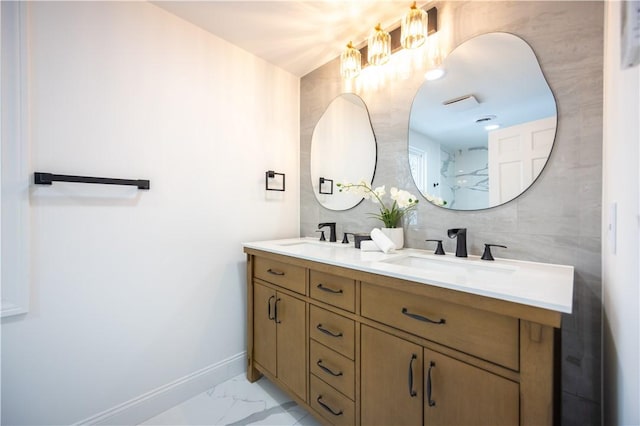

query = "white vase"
381;227;404;250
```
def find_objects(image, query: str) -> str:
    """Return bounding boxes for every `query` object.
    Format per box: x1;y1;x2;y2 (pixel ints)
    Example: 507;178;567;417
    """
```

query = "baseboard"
74;351;246;426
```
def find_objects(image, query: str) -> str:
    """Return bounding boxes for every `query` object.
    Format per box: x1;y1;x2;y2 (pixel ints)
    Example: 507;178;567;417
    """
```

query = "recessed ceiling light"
475;115;500;130
425;68;445;80
475;115;497;124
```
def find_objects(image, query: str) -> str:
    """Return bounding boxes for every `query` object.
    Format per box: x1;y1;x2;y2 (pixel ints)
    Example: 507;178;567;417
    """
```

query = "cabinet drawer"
310;305;355;360
254;257;306;295
309;270;355;312
361;283;519;370
310;340;355;400
310;375;355;426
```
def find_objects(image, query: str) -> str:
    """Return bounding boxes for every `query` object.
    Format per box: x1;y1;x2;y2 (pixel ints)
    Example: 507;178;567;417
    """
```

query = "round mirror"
311;93;377;210
408;32;557;210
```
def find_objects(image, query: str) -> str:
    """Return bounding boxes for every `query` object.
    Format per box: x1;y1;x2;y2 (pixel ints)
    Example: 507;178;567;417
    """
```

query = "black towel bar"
34;172;150;190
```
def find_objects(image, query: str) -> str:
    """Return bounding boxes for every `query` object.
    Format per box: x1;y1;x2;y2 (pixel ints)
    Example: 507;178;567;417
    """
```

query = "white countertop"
243;237;574;314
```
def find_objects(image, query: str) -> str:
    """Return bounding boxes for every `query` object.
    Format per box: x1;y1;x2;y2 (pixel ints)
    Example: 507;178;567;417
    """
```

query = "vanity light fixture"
368;23;391;66
401;2;427;49
339;5;438;81
340;41;361;79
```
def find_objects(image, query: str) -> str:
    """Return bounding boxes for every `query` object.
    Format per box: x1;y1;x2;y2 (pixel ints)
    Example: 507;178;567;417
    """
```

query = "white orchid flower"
370;185;385;203
336;182;425;227
391;188;418;209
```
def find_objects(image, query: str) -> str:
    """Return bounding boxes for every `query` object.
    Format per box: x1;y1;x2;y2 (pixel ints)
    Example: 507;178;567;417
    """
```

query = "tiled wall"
300;2;603;424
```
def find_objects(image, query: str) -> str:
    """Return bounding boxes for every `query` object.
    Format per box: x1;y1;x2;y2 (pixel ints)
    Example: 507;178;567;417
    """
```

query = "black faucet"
447;228;467;257
318;222;337;242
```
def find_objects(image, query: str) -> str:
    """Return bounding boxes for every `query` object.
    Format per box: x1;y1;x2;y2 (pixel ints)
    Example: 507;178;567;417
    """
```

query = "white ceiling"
152;1;412;77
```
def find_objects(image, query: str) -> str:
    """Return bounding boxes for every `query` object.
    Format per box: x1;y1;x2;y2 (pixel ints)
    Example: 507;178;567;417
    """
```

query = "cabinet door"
361;325;423;426
424;349;519;426
253;282;277;376
276;292;307;401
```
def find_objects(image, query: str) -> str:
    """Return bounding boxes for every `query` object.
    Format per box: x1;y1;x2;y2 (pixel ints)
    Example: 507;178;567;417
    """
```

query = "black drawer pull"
408;354;418;397
267;268;285;276
427;361;436;407
317;359;343;377
401;308;446;325
316;323;343;338
317;283;343;294
317;395;343;416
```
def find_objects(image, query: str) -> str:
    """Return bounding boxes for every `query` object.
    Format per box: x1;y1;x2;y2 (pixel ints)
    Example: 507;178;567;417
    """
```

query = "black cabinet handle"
316;323;343;338
427;361;436;407
408;354;418;397
274;298;282;323
267;295;275;321
317;359;343;377
317;283;343;294
401;308;446;325
267;268;285;276
316;396;343;416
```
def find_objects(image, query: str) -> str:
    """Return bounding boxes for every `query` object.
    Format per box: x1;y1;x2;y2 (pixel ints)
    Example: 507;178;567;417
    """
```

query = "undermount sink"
276;239;346;248
380;254;518;276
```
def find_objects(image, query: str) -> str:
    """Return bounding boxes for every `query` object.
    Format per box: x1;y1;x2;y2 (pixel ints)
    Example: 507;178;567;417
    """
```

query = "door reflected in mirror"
311;93;377;211
408;32;557;210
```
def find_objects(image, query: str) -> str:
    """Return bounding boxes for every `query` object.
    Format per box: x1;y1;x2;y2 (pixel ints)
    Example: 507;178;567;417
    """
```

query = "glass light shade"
368;24;391;66
401;2;427;49
341;42;361;79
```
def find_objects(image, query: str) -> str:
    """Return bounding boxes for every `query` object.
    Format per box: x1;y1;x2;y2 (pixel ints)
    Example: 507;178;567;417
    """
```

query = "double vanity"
243;238;573;425
285;24;571;426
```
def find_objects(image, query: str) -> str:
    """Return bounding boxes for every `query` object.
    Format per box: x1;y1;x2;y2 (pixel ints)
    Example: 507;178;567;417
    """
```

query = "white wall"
603;2;640;425
1;2;300;425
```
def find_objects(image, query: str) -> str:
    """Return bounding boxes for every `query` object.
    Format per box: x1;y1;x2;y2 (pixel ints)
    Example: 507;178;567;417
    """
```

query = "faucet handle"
425;239;445;255
342;232;354;244
316;230;326;241
481;244;507;261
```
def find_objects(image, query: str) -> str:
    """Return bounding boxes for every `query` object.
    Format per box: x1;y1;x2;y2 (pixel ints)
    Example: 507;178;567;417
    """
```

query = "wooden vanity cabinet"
360;325;423;426
360;325;519;426
250;260;307;402
245;249;561;426
423;348;519;426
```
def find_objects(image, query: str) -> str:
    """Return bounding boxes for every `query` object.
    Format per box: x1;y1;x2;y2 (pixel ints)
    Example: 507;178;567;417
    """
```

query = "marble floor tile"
140;374;322;426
